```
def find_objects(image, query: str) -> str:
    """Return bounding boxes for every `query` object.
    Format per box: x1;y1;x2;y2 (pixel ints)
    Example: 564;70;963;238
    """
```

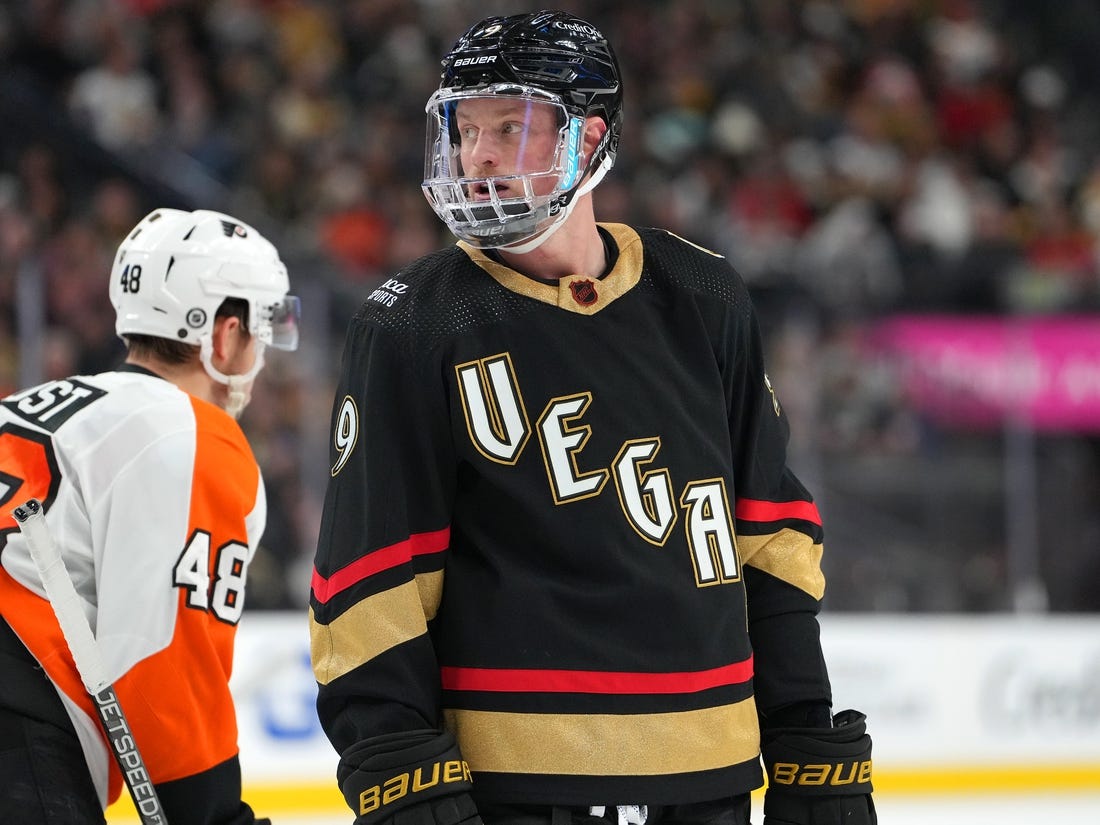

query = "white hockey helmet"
109;208;300;352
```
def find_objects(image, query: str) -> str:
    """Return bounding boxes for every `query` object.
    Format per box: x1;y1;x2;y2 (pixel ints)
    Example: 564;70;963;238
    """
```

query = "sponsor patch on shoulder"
366;278;409;308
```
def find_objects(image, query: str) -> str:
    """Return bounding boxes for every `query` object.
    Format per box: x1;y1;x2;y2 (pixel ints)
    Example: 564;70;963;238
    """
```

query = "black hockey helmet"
422;10;624;251
440;10;623;159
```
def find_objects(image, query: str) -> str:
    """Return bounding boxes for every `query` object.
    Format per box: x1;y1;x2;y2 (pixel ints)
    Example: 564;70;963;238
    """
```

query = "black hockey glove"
760;709;876;825
388;793;482;825
337;729;481;825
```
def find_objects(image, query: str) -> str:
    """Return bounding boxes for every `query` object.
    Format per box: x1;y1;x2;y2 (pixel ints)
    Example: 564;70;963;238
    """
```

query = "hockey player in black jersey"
311;10;876;825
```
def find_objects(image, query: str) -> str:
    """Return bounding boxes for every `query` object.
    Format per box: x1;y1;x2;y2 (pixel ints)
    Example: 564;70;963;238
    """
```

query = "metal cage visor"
422;85;586;248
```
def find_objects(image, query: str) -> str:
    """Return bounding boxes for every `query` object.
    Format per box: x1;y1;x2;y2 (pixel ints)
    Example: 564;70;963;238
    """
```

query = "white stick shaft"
13;498;169;824
13;498;109;693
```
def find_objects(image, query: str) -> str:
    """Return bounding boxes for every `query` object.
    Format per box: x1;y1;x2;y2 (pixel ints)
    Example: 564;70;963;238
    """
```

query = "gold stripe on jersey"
311;576;435;685
738;529;825;599
443;699;759;776
415;569;445;620
458;223;644;316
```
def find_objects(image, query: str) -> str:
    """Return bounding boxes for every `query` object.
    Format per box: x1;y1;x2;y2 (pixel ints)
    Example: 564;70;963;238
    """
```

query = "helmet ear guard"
422;11;623;251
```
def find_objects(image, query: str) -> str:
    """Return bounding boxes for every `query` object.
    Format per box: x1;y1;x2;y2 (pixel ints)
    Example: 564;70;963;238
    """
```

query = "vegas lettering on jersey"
454;351;740;587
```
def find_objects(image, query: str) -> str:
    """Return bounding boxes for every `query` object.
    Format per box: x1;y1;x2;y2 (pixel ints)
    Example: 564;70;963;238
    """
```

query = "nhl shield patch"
569;278;598;306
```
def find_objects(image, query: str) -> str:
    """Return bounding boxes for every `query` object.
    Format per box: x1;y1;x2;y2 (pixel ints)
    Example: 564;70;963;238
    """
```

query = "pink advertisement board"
867;315;1100;431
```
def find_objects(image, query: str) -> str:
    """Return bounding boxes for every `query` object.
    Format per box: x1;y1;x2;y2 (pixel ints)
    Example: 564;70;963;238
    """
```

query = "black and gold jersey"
310;224;830;815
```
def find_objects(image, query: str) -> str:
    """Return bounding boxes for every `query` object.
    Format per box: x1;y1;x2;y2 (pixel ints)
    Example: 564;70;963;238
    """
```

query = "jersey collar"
459;223;643;315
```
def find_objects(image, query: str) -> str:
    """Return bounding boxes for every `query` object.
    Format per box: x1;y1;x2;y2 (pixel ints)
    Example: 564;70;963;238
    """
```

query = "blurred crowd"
3;0;1100;611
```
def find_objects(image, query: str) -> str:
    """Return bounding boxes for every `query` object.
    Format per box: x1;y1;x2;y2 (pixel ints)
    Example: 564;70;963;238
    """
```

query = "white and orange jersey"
0;365;266;808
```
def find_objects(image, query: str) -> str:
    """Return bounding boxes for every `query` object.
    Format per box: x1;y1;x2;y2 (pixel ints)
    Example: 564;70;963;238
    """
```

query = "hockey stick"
12;498;168;825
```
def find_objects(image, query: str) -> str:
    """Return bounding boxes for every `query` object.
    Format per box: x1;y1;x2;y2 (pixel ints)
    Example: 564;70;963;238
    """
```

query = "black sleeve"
716;270;833;718
745;566;832;720
154;754;265;825
310;312;465;822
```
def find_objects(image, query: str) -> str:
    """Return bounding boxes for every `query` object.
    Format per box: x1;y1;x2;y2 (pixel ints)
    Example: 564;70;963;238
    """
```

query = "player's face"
454;97;564;198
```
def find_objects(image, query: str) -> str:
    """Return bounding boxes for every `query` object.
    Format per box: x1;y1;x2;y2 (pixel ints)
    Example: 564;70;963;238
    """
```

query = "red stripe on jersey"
735;497;821;526
440;656;753;695
312;527;450;604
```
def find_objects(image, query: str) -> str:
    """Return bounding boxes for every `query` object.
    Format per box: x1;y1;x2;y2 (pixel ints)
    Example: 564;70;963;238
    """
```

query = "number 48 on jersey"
173;531;251;625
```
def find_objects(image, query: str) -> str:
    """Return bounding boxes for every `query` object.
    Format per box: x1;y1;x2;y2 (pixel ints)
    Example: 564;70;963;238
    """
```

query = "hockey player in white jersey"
0;208;299;824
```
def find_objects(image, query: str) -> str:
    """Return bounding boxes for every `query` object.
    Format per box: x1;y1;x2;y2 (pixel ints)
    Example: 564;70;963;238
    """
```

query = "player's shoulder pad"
636;226;749;308
351;243;536;348
357;247;464;316
653;228;727;260
350;246;477;335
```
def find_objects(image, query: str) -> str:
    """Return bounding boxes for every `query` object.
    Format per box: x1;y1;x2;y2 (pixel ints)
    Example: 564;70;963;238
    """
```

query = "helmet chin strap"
499;154;614;255
200;337;266;419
